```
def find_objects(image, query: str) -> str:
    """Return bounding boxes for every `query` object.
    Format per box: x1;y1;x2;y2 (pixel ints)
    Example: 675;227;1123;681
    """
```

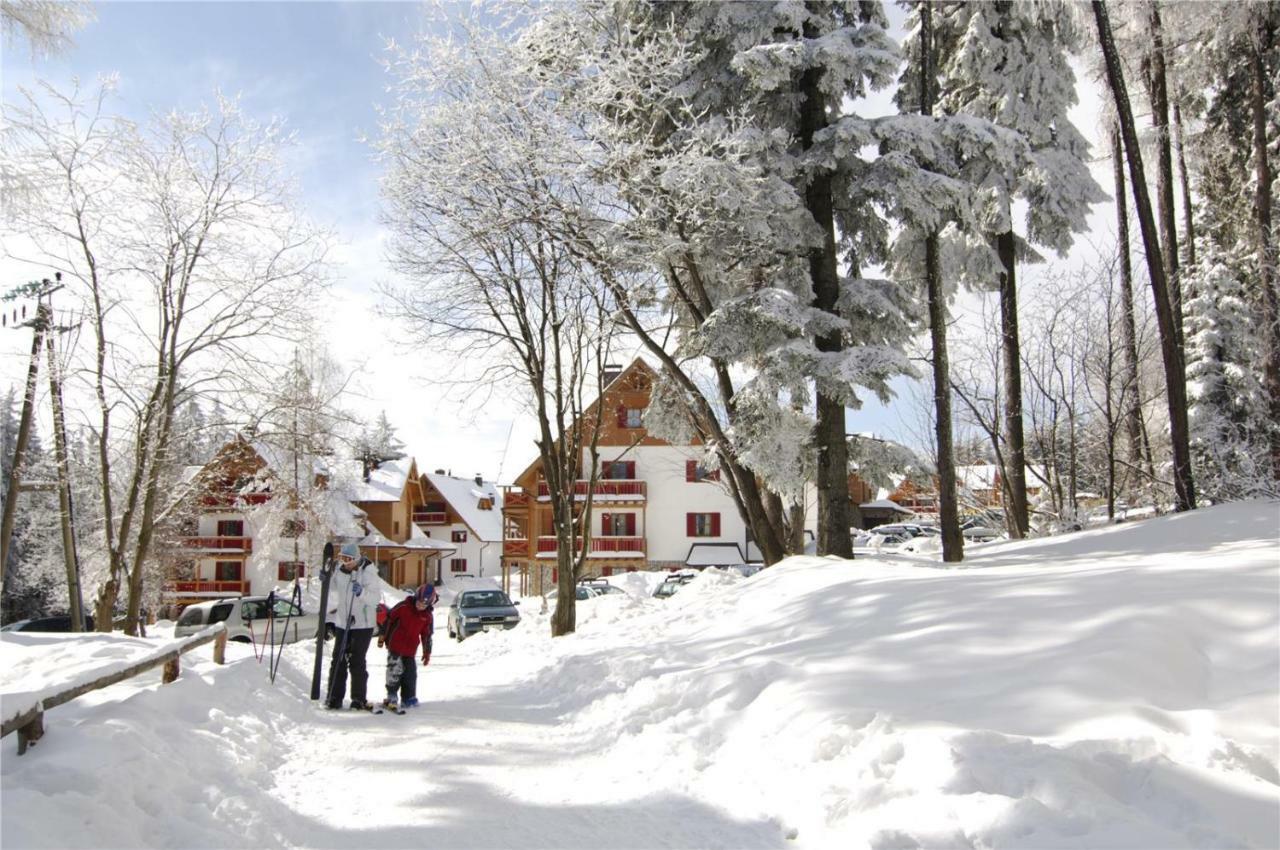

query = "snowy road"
4;502;1279;849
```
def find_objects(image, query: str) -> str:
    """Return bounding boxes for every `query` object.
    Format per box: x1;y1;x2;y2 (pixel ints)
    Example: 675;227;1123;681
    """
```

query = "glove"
377;637;385;649
421;655;430;666
351;581;363;597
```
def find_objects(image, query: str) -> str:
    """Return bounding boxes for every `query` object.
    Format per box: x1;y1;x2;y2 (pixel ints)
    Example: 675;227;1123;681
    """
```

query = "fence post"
161;654;180;684
213;628;226;665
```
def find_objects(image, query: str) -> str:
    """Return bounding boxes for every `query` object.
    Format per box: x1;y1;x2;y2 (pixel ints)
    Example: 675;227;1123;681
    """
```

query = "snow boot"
403;697;419;708
381;698;399;711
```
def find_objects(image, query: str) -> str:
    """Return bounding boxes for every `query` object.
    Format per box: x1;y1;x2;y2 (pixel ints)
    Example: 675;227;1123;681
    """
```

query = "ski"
309;541;335;701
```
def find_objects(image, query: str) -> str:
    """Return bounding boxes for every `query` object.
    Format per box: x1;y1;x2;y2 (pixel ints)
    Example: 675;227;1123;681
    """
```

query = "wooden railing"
199;492;271;508
504;491;530;509
536;536;644;554
412;511;448;525
536;480;646;499
179;536;252;552
503;538;530;557
2;623;228;755
168;579;250;596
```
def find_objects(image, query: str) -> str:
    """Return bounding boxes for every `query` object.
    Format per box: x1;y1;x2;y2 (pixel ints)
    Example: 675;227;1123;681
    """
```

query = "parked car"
0;614;95;632
579;579;625;596
962;525;1004;542
653;573;697;599
447;589;521;640
546;585;600;602
174;595;316;645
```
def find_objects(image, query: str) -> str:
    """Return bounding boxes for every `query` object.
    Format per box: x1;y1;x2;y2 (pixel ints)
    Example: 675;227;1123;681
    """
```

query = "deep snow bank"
1;501;1276;850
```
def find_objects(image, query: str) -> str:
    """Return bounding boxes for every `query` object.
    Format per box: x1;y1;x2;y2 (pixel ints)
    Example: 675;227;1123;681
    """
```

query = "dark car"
447;589;521;640
653;574;696;599
1;614;95;632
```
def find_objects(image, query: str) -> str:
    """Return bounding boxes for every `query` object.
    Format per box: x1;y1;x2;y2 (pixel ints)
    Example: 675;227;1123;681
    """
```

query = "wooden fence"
1;622;228;756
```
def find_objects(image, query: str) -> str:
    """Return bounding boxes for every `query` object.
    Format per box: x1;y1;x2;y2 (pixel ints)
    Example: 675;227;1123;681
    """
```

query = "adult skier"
377;583;435;710
325;542;379;710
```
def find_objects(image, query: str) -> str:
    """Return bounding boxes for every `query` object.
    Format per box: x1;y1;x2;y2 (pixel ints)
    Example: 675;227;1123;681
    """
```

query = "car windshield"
461;591;510;608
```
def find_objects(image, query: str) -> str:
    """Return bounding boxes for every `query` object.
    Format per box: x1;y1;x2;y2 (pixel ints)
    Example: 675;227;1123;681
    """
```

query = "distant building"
500;359;815;595
417;471;504;583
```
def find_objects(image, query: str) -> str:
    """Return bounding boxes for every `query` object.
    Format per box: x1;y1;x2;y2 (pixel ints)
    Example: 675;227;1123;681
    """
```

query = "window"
425;501;446;514
601;513;636;536
604;460;636;480
215;561;242;581
685;461;720;482
394;520;400;536
686;513;721;537
478;498;493;510
450;558;468;574
617;406;643;429
278;561;305;581
282;519;306;538
208;603;234;625
216;519;244;537
452;530;468;543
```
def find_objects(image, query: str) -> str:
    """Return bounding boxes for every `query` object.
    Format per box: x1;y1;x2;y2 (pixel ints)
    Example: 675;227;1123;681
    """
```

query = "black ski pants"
385;652;418;702
327;627;373;707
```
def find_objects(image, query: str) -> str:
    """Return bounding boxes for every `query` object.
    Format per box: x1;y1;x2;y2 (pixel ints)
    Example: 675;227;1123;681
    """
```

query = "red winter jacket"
382;596;434;659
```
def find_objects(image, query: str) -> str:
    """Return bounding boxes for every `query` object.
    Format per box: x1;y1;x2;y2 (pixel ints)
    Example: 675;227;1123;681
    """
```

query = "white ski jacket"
327;559;379;630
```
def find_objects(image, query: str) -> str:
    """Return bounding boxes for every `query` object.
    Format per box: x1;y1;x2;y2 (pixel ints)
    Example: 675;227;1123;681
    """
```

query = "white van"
174;595;317;645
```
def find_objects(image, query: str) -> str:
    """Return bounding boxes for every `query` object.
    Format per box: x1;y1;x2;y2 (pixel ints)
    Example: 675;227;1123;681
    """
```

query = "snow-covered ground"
2;501;1278;849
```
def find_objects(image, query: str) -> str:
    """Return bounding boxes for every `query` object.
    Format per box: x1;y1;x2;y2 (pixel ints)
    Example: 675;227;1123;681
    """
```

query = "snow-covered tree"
353;410;405;475
1;0;92;56
4;80;329;634
931;0;1104;537
1184;251;1274;500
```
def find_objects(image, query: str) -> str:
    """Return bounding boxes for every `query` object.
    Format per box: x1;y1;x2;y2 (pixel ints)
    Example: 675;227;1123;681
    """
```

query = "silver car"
447;589;520;640
174;595;316;645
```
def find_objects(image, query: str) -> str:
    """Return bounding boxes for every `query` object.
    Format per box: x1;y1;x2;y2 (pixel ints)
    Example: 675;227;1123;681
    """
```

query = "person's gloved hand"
421;655;430;666
351;581;363;597
377;637;385;648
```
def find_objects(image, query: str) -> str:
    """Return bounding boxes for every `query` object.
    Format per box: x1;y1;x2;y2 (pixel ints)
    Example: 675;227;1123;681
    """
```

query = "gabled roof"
350;456;416;503
510;357;659;485
423;472;503;542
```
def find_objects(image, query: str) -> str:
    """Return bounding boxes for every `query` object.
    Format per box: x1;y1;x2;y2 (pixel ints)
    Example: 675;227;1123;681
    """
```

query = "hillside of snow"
2;501;1278;849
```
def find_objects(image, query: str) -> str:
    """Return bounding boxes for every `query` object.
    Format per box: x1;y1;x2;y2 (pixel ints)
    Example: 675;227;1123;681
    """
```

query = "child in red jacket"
377;583;435;709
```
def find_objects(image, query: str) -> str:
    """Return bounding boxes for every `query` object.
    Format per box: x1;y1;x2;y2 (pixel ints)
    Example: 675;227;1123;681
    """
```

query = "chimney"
602;362;622;388
474;473;483;486
435;468;445;475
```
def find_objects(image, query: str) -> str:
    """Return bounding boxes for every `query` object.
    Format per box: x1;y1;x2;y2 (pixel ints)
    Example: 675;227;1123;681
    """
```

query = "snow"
3;501;1278;849
348;456;413;503
423;471;503;542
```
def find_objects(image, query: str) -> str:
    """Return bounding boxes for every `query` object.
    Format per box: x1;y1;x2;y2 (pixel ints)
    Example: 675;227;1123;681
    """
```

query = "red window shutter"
626;514;636;536
551;568;558;583
711;513;721;536
601;513;612;536
617;405;627;428
686;461;696;482
686;513;696;536
625;461;636;479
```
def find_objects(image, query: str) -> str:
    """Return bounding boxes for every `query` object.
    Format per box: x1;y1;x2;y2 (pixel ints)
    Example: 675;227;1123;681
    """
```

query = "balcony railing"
179;536;253;553
503;538;530;558
504;491;530;510
200;492;271;508
535;480;646;500
535;536;645;554
167;579;251;596
412;511;448;525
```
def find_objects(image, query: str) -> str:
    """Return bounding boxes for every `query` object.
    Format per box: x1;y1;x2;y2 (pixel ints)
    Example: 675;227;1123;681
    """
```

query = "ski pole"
269;581;302;683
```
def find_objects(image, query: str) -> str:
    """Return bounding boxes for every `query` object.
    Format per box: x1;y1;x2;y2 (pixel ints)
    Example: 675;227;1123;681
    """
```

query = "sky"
1;1;1123;483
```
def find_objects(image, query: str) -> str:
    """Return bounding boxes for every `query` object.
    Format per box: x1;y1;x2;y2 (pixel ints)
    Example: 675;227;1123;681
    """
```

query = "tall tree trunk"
996;230;1029;538
1112;127;1154;487
1094;0;1196;511
921;0;963;561
1146;1;1184;353
0;300;47;589
46;327;84;632
799;7;853;559
1172;100;1196;269
1249;22;1280;481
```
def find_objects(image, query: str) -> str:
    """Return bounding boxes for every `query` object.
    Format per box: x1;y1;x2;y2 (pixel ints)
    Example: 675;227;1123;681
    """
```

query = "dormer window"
617;406;643;429
478;497;493;510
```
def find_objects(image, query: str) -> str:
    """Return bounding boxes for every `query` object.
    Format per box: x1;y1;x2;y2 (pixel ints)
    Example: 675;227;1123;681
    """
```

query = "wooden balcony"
199;492;271;508
535;480;646;501
412;511;448;525
535;536;645;555
167;579;250;596
504;490;530;510
179;536;253;553
503;538;530;558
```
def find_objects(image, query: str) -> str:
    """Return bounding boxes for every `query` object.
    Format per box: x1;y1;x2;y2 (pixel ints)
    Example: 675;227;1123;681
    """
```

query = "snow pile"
2;501;1277;849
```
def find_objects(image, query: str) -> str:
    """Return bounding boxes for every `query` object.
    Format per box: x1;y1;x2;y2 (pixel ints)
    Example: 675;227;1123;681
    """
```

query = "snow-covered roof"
351;456;414;503
686;543;746;567
423;471;503;542
180;465;204;485
405;523;458;554
320;489;366;538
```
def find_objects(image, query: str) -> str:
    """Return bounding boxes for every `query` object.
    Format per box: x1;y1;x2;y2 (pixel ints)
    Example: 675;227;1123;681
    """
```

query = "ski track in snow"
2;501;1279;849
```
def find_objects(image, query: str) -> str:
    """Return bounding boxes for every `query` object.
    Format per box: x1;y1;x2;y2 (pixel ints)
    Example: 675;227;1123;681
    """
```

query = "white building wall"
434;522;502;584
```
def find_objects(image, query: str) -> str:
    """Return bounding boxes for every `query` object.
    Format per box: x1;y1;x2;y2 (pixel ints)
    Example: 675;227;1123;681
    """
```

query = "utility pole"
45;286;86;631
